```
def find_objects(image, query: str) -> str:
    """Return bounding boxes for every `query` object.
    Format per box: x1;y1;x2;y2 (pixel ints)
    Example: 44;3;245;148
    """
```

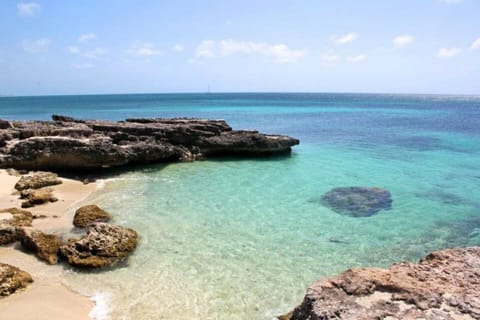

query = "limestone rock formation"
59;223;138;268
0;208;33;245
14;172;62;191
17;227;62;264
0;115;299;170
0;263;33;297
320;186;392;217
73;205;111;228
286;247;480;320
20;188;58;208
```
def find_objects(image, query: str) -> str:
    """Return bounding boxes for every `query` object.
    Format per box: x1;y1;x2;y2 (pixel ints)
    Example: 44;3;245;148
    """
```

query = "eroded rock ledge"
0;115;299;170
285;247;480;320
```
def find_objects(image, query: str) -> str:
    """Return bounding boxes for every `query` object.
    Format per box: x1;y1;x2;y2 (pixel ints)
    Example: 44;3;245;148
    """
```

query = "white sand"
0;169;99;320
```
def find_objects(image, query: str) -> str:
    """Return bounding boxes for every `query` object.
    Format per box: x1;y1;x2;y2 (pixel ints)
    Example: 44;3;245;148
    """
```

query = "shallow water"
2;93;480;319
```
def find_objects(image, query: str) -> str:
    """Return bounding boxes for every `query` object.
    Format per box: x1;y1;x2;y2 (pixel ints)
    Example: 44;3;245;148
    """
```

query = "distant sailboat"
206;85;211;94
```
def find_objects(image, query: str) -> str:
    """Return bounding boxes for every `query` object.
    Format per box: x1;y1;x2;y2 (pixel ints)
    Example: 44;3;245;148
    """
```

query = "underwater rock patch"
320;186;392;217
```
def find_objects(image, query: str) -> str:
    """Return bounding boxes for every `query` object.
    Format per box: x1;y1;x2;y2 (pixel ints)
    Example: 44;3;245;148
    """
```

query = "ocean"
1;93;480;319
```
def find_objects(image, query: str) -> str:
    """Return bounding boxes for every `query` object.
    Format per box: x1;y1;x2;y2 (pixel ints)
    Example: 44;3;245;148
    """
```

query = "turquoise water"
1;93;480;319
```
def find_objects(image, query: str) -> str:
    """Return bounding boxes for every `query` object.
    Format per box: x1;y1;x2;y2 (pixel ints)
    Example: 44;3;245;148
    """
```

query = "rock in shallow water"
320;186;392;217
0;116;300;170
0;263;33;297
286;247;480;320
73;204;111;228
59;223;138;268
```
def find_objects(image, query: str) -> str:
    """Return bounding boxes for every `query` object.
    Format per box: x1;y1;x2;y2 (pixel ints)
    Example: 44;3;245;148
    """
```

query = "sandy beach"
0;169;98;320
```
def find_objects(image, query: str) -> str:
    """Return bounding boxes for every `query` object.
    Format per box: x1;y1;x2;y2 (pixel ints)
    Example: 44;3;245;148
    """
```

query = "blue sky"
0;0;479;96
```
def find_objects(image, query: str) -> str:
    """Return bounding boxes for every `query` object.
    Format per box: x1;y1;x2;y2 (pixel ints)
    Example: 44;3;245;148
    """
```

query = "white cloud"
195;40;216;58
17;2;40;17
127;43;163;57
67;46;107;59
21;38;51;53
346;55;367;63
330;32;358;44
71;63;94;69
437;47;462;58
77;33;97;43
172;44;184;52
83;48;108;59
195;39;306;64
471;38;480;50
67;46;81;54
393;34;414;47
321;51;341;63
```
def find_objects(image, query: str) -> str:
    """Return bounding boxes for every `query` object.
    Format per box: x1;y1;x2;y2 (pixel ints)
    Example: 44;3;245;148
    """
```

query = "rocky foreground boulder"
0;116;299;170
0;263;33;297
14;172;62;191
60;223;138;268
0;208;33;245
285;247;480;320
17;227;62;265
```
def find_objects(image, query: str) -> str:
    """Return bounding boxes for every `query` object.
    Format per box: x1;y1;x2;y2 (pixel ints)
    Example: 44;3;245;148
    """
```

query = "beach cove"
1;93;480;319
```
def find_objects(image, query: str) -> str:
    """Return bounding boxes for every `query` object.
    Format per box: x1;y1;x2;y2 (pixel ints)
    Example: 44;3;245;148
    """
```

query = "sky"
0;0;479;96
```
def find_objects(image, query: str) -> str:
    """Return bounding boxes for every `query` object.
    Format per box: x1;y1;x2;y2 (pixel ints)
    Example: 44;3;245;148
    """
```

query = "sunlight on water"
66;141;480;319
2;93;480;319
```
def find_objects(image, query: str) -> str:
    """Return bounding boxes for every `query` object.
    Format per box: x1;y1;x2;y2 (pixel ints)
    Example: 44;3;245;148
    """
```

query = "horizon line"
2;90;480;99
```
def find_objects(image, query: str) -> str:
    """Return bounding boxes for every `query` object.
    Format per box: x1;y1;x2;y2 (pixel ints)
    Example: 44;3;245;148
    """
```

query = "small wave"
89;292;111;320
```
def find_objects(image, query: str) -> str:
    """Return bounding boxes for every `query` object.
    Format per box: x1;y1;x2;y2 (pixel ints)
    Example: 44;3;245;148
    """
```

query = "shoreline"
0;169;101;320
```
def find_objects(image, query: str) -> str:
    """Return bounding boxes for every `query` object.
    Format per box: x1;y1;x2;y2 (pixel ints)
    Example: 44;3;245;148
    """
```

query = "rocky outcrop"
14;172;62;191
73;205;111;228
0;116;299;170
17;227;62;264
0;263;33;297
59;223;138;268
286;247;480;320
320;186;392;217
19;188;58;208
0;208;33;245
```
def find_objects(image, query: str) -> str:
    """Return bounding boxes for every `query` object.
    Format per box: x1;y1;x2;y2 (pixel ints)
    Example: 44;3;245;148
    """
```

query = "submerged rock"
0;263;33;297
14;172;62;191
0;116;299;170
286;247;480;320
320;187;392;217
17;227;62;264
0;208;33;245
20;188;58;208
73;204;111;228
59;223;138;268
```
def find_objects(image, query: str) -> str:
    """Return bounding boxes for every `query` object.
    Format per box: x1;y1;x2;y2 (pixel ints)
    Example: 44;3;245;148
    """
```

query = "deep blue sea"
1;93;480;319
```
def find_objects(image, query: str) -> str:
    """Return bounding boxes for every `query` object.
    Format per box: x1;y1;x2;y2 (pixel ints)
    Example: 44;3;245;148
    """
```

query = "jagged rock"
0;119;11;129
287;247;480;320
0;116;299;170
59;223;138;268
20;188;58;208
14;172;63;191
17;227;62;264
0;208;33;245
0;263;33;297
73;204;111;228
320;187;392;217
